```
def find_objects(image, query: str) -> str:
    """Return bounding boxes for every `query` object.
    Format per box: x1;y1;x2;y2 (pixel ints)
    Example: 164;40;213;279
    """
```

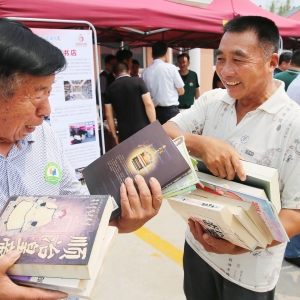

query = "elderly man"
0;18;162;300
163;16;300;300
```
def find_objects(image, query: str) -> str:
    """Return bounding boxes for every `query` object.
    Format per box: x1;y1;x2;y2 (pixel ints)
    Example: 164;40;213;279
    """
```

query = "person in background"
142;41;184;124
287;73;300;105
130;59;140;77
106;49;133;88
285;72;300;268
0;18;162;300
177;53;200;109
273;51;292;75
105;62;156;144
96;54;117;119
163;16;300;300
274;50;300;91
212;70;225;89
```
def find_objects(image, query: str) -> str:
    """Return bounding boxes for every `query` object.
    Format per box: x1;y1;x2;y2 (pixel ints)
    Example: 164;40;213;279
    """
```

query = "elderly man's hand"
188;219;249;255
110;175;162;233
197;136;246;181
0;250;68;300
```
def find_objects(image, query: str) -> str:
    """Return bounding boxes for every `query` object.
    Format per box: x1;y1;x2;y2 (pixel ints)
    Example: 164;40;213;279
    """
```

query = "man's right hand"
197;135;246;181
163;121;246;181
0;250;68;300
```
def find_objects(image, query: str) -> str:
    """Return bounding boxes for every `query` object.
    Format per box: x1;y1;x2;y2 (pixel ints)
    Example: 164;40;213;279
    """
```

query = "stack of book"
0;195;117;299
167;160;289;251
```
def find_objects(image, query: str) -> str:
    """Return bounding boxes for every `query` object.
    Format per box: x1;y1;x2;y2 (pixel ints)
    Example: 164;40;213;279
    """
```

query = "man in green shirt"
274;50;300;91
177;53;200;108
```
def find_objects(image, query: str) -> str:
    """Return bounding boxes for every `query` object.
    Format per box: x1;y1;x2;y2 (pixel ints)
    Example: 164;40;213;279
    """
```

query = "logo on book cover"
44;162;62;185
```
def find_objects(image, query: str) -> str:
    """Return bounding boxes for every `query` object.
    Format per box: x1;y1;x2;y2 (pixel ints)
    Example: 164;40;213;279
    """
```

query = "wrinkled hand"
0;251;68;300
110;175;162;233
198;136;246;181
188;219;249;255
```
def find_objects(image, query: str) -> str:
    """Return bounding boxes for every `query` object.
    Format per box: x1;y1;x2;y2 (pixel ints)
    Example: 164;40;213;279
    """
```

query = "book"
162;136;199;198
83;121;191;222
10;226;118;299
197;159;281;213
0;195;113;279
190;188;273;246
194;171;288;243
167;195;259;250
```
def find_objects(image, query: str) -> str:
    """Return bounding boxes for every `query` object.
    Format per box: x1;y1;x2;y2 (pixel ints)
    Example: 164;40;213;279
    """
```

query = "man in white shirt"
142;41;184;124
163;16;300;300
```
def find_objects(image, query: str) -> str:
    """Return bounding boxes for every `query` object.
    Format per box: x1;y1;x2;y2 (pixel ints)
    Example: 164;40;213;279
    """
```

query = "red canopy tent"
0;0;232;49
205;0;300;50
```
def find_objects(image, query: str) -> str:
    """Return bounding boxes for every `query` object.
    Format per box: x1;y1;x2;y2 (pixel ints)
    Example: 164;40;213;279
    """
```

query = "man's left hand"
110;175;162;233
188;219;249;255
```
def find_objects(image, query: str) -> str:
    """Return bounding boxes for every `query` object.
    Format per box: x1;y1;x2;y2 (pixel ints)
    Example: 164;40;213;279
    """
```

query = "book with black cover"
0;195;113;279
83;121;190;222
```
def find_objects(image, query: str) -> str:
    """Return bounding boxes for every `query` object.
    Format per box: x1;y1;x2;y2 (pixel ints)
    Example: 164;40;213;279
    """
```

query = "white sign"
32;28;100;179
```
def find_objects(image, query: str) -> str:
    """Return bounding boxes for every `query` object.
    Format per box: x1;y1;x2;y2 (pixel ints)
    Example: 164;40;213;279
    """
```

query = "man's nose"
36;97;51;117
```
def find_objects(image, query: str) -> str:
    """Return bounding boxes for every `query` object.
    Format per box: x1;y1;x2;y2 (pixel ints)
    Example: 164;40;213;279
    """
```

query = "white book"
168;195;259;251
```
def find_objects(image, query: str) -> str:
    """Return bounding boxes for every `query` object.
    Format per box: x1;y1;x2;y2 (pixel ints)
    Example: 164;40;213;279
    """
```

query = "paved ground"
92;201;300;300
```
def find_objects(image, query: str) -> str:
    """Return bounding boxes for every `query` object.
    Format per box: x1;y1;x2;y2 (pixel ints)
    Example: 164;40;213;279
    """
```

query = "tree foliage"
267;0;294;16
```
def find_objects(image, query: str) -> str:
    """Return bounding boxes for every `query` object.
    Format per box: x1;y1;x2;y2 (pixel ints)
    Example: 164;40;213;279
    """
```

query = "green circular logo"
44;162;62;185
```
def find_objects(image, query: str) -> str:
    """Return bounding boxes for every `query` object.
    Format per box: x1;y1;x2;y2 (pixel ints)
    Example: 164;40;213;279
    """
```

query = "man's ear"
269;53;279;70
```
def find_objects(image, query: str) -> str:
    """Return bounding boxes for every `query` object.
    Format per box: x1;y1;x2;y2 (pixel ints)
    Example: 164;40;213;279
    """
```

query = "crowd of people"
1;14;300;300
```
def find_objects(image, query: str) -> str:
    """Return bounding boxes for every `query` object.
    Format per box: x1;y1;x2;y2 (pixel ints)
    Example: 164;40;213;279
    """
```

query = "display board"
32;28;101;180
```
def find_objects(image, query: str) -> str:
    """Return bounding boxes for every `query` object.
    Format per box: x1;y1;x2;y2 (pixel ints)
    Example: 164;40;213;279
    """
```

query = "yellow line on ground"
134;227;183;267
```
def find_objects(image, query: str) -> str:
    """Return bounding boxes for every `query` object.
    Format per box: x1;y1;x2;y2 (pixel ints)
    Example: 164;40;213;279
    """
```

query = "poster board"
32;28;101;180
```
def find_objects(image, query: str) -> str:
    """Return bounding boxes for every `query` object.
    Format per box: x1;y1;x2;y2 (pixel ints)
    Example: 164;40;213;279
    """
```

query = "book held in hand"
168;195;259;250
83;121;191;222
194;170;288;243
0;194;113;279
10;226;118;299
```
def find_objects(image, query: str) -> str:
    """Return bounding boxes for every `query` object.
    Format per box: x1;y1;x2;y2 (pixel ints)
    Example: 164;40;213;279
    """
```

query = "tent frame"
7;17;107;153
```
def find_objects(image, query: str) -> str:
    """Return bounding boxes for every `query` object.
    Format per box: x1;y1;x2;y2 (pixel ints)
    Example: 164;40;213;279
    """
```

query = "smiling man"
0;18;162;300
163;16;300;300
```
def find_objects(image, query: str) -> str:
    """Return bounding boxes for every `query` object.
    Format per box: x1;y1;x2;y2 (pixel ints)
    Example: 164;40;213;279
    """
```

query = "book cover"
168;196;259;250
0;195;113;279
83;121;190;222
197;159;281;213
10;226;118;299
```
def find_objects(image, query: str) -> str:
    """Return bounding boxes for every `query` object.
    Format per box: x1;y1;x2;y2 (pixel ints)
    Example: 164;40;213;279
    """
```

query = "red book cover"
83;121;190;222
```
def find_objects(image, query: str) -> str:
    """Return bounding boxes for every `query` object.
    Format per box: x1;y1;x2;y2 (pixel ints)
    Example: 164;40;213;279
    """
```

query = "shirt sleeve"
105;87;112;105
100;75;107;93
139;78;149;95
195;73;200;88
170;89;224;135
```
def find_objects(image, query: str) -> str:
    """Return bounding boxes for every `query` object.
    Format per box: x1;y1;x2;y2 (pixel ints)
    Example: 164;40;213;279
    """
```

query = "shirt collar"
152;59;164;65
221;80;289;114
115;74;130;80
